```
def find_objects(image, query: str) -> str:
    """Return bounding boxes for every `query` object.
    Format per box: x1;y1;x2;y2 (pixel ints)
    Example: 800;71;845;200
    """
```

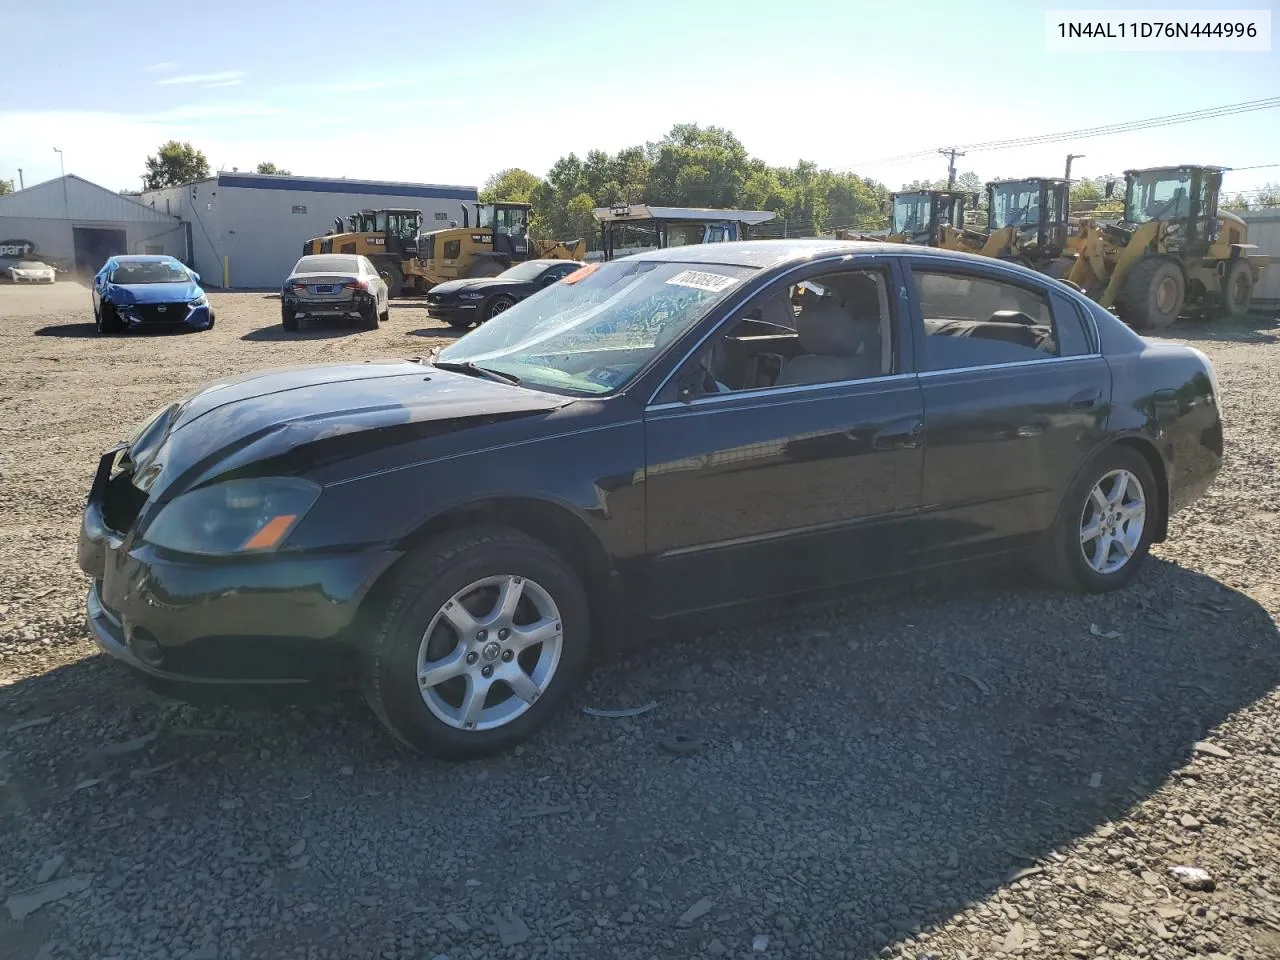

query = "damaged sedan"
78;240;1222;759
92;255;213;334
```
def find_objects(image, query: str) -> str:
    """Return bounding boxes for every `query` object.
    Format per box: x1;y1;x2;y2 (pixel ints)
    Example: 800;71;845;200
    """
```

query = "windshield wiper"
433;358;521;386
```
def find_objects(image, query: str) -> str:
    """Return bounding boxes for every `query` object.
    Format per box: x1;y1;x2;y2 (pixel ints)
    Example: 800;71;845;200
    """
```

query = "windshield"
294;256;359;274
111;261;190;284
990;182;1041;229
16;261;48;269
1126;169;1194;223
498;261;552;282
891;194;931;235
438;260;757;395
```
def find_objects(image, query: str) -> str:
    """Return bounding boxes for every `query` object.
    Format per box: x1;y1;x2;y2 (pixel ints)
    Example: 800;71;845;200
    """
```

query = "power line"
853;96;1280;167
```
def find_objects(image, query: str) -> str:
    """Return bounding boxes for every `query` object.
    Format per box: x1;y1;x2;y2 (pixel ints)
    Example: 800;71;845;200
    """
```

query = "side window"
1048;289;1095;356
443;239;461;260
676;267;894;397
913;270;1059;371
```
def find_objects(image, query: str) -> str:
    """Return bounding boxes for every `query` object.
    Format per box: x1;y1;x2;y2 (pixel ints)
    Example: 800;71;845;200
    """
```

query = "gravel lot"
2;281;1279;960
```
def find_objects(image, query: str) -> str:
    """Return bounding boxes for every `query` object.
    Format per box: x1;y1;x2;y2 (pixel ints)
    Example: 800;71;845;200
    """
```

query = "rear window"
294;256;358;274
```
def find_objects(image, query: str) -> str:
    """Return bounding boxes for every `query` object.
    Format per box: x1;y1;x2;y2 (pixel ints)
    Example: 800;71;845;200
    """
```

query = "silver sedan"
281;254;389;331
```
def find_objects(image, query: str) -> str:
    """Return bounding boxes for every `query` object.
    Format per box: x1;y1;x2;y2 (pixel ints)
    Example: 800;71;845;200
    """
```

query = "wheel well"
1113;436;1169;543
364;497;618;648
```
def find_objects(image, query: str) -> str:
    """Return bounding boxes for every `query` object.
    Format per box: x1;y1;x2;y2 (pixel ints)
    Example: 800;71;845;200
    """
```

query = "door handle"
1069;388;1102;410
874;420;924;450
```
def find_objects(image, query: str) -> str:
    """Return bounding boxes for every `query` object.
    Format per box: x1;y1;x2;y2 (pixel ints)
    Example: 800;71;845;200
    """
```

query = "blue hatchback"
92;255;214;334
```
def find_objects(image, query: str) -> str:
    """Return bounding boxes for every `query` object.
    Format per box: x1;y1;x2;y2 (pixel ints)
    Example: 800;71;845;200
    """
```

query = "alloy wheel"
1079;469;1146;575
416;574;563;731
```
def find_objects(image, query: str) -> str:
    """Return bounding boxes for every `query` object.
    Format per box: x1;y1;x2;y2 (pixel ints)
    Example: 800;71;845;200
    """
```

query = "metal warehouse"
138;173;478;289
0;175;188;275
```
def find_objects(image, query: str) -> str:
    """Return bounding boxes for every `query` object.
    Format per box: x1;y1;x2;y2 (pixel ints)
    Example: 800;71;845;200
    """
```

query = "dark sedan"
426;258;584;328
78;240;1222;759
92;256;213;334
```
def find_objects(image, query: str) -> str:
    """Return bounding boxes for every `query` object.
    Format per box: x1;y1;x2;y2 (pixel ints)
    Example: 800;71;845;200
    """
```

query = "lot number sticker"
665;270;738;293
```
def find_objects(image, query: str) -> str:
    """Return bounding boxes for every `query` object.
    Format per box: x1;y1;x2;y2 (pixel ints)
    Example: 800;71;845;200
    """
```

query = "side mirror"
191;272;200;282
542;274;559;286
1105;180;1116;198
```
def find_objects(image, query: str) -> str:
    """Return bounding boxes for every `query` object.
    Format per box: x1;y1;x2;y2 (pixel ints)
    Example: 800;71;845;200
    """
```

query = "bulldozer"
1065;165;1266;329
304;202;585;297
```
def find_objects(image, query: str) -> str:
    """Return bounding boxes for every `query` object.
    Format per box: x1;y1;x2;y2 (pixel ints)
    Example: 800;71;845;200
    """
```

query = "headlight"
190;294;209;307
459;292;486;300
142;477;320;555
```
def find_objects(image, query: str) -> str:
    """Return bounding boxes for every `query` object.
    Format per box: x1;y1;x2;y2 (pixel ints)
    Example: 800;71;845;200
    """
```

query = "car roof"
525;259;581;267
111;255;179;263
624;237;1043;270
299;253;360;260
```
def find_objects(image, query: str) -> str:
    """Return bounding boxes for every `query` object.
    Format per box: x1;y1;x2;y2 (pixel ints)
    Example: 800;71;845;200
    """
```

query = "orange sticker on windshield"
561;263;599;285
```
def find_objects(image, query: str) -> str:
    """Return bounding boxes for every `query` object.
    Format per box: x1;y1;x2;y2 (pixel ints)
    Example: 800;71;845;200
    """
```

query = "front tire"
363;528;590;760
97;301;122;334
1118;258;1185;331
1037;446;1157;593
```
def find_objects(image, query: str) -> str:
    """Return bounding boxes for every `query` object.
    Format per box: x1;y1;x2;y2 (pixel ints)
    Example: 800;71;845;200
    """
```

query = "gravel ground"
2;281;1279;960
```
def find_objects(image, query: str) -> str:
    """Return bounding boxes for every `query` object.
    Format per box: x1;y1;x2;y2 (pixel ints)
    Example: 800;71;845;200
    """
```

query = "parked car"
7;259;56;283
426;258;584;328
281;254;389;331
92;256;212;334
78;240;1222;759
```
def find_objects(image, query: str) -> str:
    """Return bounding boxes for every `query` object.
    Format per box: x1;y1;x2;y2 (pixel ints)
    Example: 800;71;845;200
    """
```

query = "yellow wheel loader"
305;203;584;296
838;190;973;246
1065;165;1266;330
304;208;432;297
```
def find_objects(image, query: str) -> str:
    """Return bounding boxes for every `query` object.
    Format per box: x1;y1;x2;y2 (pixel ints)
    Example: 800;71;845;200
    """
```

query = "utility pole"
16;169;23;190
53;147;68;217
938;147;966;189
1065;153;1085;181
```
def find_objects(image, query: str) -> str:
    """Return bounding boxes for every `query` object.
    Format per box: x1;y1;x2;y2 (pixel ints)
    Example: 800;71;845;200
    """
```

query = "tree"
142;141;210;190
479;168;541;204
255;161;291;176
0;178;13;196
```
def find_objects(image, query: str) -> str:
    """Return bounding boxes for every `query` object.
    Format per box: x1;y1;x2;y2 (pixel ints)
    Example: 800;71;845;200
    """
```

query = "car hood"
123;360;571;500
108;281;201;304
430;277;520;295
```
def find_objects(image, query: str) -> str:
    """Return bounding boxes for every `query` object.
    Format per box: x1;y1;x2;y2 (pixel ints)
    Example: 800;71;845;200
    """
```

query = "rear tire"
1036;445;1158;593
281;305;300;331
358;299;379;330
1219;260;1253;319
362;527;590;760
379;261;404;299
1117;258;1184;331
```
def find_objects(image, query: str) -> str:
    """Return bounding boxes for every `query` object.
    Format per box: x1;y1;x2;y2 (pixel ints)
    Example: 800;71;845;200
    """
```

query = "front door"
904;261;1111;559
642;258;925;617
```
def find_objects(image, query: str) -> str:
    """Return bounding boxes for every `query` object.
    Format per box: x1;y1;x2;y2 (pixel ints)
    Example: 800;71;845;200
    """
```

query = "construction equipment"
932;177;1077;274
835;190;972;246
304;208;429;297
1065;165;1266;329
591;205;776;261
304;202;585;297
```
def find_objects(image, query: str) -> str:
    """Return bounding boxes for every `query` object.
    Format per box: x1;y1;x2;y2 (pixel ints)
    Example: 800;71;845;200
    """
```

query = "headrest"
797;297;878;356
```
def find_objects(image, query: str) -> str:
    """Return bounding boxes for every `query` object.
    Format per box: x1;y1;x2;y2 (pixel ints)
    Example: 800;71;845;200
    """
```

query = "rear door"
903;259;1109;559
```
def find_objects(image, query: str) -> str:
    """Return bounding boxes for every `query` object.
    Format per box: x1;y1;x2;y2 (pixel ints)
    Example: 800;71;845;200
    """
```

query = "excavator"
1065;165;1266;329
305;202;585;296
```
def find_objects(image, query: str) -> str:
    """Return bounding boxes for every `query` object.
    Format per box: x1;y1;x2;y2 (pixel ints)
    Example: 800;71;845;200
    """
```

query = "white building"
0;175;187;274
139;172;477;289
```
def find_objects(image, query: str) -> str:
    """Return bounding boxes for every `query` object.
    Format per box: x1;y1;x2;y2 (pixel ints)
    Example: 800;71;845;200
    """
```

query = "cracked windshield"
2;2;1279;960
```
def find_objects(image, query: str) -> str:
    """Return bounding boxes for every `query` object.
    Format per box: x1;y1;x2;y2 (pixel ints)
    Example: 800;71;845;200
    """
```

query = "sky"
2;0;1278;198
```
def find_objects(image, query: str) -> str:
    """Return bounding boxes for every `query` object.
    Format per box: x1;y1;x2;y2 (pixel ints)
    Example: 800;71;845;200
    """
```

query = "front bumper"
12;274;55;283
425;300;480;322
117;302;213;330
79;465;401;684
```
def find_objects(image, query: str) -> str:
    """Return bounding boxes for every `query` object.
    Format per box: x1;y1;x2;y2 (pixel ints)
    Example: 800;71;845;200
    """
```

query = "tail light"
291;282;307;291
342;279;367;291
